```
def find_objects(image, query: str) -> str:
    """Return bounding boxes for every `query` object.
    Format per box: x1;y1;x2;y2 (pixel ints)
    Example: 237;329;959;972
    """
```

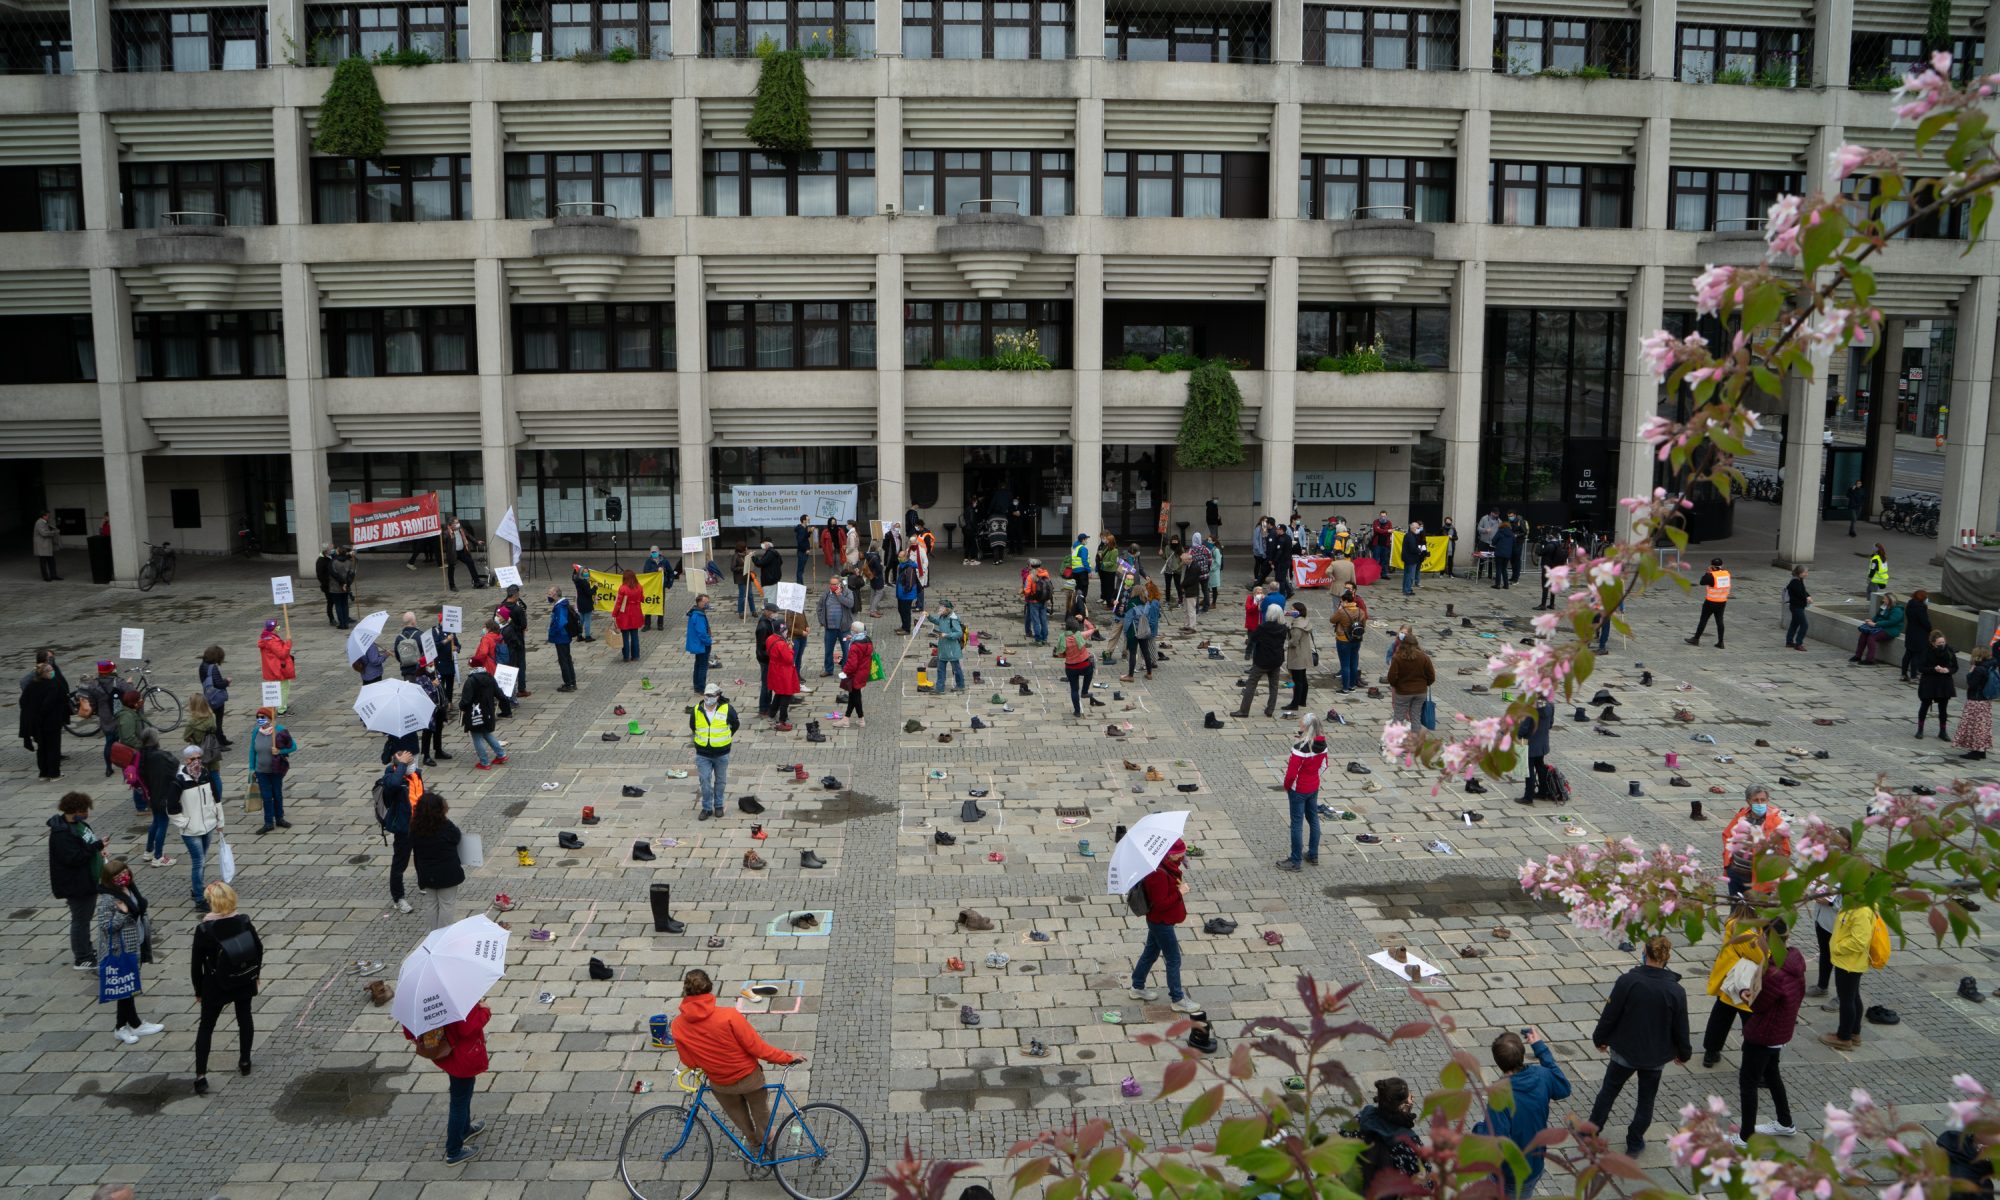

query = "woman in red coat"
764;630;800;731
404;1001;490;1165
257;619;295;715
613;569;645;662
838;622;873;728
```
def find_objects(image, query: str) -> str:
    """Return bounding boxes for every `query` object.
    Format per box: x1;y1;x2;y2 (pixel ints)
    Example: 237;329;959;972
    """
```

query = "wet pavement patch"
77;1075;180;1117
789;789;894;827
274;1067;398;1123
1321;874;1546;921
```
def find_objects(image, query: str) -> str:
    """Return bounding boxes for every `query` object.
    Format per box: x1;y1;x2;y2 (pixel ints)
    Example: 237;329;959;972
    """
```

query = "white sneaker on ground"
1172;997;1201;1013
395;898;414;914
1754;1122;1798;1137
132;1021;164;1036
1727;1135;1747;1149
1128;987;1158;1001
114;1027;139;1044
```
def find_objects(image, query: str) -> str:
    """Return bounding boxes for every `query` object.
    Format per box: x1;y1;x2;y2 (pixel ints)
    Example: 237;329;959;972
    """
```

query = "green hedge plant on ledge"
746;38;813;152
1175;360;1245;470
313;57;387;159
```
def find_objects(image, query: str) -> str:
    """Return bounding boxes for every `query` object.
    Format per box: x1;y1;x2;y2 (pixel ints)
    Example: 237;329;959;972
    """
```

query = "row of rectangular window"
305;3;470;63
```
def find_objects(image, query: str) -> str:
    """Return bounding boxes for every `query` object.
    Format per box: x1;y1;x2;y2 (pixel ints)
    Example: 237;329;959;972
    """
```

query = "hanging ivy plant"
313;57;387;159
1925;0;1952;52
1176;360;1245;470
746;41;813;153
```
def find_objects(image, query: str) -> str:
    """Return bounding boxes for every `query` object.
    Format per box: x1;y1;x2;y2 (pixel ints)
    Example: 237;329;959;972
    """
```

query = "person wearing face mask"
96;857;164;1044
172;746;226;911
1722;787;1788;899
380;748;425;914
246;707;295;834
326;547;356;629
49;791;104;970
1354;1077;1426;1192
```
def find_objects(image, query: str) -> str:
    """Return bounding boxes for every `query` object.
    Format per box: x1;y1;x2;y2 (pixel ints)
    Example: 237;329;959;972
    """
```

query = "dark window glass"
901;149;1072;217
902;300;1069;366
1297;305;1449;367
1104;150;1267;218
511;303;675;371
1299;154;1451;221
900;0;1067;59
1480;307;1627;518
1489;160;1630;228
305;2;468;61
0;165;84;231
120;160;275;228
701;149;874;215
0;15;76;74
321;307;476;376
1674;22;1809;82
0;314;94;382
314;155;471;223
505;0;668;59
133;311;282;379
504;151;671;218
1304;4;1453;67
1103;9;1271;63
1493;12;1636;76
703;0;871;56
706;300;885;369
115;7;266;70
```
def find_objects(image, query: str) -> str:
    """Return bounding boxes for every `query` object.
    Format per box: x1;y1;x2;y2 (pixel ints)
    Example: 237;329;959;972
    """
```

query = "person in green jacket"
1850;594;1905;665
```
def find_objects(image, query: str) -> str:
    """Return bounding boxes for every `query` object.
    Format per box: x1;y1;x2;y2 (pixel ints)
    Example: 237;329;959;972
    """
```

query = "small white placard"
494;664;519;696
440;605;464;634
260;680;284;706
680;535;704;554
270;576;294;605
699;519;719;539
119;628;144;659
492;564;522;588
774;581;807;613
1367;950;1444;980
419;629;437;665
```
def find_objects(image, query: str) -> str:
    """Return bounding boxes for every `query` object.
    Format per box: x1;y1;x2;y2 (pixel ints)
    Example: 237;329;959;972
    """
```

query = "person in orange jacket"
1722;785;1788;897
404;1001;491;1165
671;969;803;1154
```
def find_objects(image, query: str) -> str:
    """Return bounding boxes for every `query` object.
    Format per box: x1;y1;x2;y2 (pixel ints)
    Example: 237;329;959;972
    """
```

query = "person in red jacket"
1279;715;1327;871
838;621;872;729
257;619;294;716
1242;586;1267;660
764;627;800;731
404;1001;491;1165
613;569;646;662
1737;919;1807;1142
1722;787;1789;897
1130;839;1198;1012
671;969;803;1155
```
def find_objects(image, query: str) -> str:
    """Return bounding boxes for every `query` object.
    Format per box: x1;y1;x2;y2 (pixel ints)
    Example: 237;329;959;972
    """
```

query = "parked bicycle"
1878;493;1940;536
619;1064;869;1200
66;658;182;737
136;540;177;591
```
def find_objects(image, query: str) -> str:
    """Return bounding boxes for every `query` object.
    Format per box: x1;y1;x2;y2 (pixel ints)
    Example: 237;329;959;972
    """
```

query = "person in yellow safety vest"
689;682;738;820
1866;544;1890;619
1686;556;1731;650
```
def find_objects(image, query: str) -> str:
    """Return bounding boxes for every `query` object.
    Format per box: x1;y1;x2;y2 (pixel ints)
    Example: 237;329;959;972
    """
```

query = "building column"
1260;256;1299;518
1076;97;1104;216
1273;0;1304;64
1441;259;1486;532
1865;318;1905;516
675;255;710;530
1633;116;1670;232
1460;0;1494;71
470;100;504;222
875;253;907;529
1269;101;1300;221
1939;274;1998;550
873;0;901;57
280;261;331;570
1813;0;1853;86
1616;265;1664;538
672;98;702;218
272;105;309;227
671;0;700;59
1073;0;1105;58
1072;253;1105;541
875;97;901;215
71;0;113;72
1635;0;1673;79
1773;362;1831;567
1454;109;1490;228
89;268;153;582
474;258;517;544
268;0;304;66
77;112;118;231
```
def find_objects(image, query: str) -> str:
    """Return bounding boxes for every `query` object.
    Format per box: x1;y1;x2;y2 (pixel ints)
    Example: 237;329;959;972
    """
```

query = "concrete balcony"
1327;217;1440;303
133;219;247;308
934;207;1047;296
529;210;641;301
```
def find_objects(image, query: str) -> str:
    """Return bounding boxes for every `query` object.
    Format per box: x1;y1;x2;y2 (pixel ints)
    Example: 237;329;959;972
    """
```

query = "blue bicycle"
618;1064;870;1200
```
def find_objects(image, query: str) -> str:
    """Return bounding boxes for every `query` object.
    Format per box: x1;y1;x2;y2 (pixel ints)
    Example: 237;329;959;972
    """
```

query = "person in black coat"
48;792;104;968
1585;936;1692;1155
1517;699;1556;804
754;541;784;589
501;587;531;699
189;880;262;1094
1917;630;1959;741
1899;590;1934;681
408;793;465;930
314;544;337;626
21;660;68;780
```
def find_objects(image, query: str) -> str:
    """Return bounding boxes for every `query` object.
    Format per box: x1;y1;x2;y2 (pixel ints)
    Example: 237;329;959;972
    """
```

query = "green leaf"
1233;1147;1294;1183
1800;208;1847;276
1180;1084;1224;1131
1176;362;1247;471
1085;1148;1124;1192
1044;1173;1084;1200
313;58;388;158
1850;267;1877;310
1214;1116;1269;1158
1916;109;1956;151
745;49;814;152
1751;365;1781;397
1756;853;1792;883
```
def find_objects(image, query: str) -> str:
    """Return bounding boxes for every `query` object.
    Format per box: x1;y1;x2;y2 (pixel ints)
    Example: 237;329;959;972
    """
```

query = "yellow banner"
589;569;667;617
1387;535;1451;573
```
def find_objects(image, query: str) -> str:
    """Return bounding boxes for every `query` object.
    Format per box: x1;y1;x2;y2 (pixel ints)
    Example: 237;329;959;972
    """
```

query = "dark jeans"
449;550;482;589
621;629;640;660
843;687;865;719
39;554;57;580
332;593;352;628
1336;640;1361;691
1289;668;1308;712
1065;662;1094;715
1835;966;1863;1039
1815;924;1833;989
389;830;412;902
1586;1060;1663;1151
1785;607;1810;648
255;771;284;826
897;597;914;632
445;1073;476;1157
34;725;60;777
555;642;575;687
323;590;338;625
691;651;707;694
1738;1042;1790;1130
1286;788;1321;864
1492;564;1512;589
67;894;95;965
1701;998;1742;1055
1403;560;1419;594
147;805;170;858
1126;638;1155;675
1692;600;1727;643
1855;630;1892;663
1131;921;1184;1001
1025;602;1048;643
194;992;254;1077
116;997;140;1030
1237;667;1282;716
758;662;772;715
1523;755;1551;802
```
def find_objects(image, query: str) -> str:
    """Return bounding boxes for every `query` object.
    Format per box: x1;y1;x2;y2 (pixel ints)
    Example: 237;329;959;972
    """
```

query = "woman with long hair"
1278;712;1326;871
408;793;464;930
613;569;645;662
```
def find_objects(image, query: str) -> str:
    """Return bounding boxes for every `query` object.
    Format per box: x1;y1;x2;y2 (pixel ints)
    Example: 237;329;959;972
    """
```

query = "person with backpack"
816;579;858;676
1517;698;1556;805
380;749;424;915
404;999;492;1166
96;856;163;1044
1128;839;1198;1012
1182;535;1211;627
1353;1078;1425;1192
246;707;293;833
326;547;356;629
838;622;873;728
1955;646;1996;760
393;611;426;676
544;586;578;693
114;689;148;809
1475;1029;1571;1197
1822;901;1887;1052
1234;604;1290;719
459;664;505;770
49;791;104;970
1385;634;1436;730
136;729;179;869
189;880;261;1095
1021;558;1053;644
408;793;464;930
1277;713;1327;871
1330;590;1366;694
171;745;225;910
257;619;294;715
894;551;922;634
1057;615;1096;718
1117;590;1155;682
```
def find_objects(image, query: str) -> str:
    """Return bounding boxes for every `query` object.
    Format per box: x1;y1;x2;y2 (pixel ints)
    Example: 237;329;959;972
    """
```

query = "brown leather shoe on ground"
1817;1032;1855;1051
743;850;766;870
956;908;996;931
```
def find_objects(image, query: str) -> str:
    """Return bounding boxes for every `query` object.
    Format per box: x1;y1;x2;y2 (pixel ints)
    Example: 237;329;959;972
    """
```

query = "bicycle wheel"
619;1104;714;1200
770;1102;870;1200
136;562;157;592
66;689;98;738
145;686;182;734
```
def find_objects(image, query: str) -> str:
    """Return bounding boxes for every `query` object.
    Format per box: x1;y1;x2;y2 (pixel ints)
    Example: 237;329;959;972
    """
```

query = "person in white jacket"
171;746;227;912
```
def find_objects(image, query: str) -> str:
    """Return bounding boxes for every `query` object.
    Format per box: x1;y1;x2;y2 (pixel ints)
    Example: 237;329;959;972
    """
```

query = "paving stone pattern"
0;551;1995;1199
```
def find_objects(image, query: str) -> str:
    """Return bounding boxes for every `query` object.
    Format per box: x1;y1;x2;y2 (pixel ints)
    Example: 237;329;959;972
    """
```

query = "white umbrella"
353;679;435;737
1106;810;1190;895
346;610;389;664
392;913;510;1035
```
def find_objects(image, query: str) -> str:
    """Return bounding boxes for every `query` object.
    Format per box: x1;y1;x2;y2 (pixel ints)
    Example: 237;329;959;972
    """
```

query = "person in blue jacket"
1476;1027;1572;1197
544;585;577;692
1490;521;1518;590
685;594;713;695
1066;533;1091;596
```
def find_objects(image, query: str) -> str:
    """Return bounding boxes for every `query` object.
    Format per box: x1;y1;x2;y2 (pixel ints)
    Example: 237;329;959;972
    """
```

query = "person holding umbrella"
396;915;506;1166
1110;816;1198;1014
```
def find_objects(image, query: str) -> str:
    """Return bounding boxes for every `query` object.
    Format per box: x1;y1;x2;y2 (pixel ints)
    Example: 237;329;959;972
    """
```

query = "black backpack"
1126;881;1151;916
215;924;261;984
563;602;582;640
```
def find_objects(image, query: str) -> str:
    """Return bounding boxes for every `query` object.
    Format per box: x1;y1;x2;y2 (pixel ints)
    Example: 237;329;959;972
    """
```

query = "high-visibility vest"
692;703;734;750
1067;544;1088;573
1868;555;1888;586
1705;570;1732;603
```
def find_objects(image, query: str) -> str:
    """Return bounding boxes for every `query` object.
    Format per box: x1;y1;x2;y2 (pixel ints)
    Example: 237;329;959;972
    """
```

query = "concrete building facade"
0;0;1996;579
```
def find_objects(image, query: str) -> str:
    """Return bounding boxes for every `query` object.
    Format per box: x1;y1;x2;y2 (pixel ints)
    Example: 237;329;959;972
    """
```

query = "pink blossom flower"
1829;143;1871;180
1638;330;1677;378
1766;195;1804;256
1691;264;1735;315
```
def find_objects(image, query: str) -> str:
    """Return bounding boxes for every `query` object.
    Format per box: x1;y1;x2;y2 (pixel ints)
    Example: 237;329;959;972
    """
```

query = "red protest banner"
348;493;442;548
